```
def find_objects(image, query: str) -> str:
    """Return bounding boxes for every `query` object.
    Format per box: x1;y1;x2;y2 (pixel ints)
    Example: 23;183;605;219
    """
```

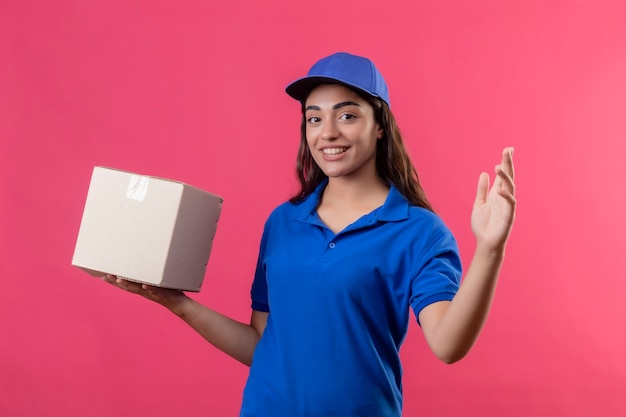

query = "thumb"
474;172;490;209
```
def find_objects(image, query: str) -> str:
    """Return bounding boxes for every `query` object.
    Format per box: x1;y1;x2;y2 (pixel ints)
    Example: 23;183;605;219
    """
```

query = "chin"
321;169;350;178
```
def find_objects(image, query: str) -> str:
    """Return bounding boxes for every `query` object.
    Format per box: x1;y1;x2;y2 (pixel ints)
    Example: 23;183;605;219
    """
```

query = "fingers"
102;274;116;285
495;147;516;210
495;165;517;206
102;274;145;294
474;171;490;209
101;274;178;306
501;147;515;181
474;149;516;210
494;147;515;195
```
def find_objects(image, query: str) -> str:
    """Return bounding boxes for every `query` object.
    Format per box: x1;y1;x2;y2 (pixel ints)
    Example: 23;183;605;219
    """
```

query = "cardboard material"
72;167;223;292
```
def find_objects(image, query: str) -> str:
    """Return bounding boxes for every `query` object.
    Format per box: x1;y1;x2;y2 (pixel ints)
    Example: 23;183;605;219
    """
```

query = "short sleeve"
250;217;271;312
409;228;462;324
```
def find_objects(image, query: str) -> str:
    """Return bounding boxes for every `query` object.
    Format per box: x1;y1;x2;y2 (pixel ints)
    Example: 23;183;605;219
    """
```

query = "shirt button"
329;242;336;249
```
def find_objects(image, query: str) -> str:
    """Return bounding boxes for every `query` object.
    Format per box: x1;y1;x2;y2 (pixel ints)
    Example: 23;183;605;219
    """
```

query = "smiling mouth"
322;147;348;155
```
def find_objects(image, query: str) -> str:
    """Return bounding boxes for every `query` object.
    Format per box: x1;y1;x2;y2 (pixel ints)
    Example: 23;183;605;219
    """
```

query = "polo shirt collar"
293;179;410;223
377;185;410;221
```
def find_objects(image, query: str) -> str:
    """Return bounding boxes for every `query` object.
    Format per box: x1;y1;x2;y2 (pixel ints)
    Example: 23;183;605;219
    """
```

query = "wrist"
474;243;506;262
164;292;195;319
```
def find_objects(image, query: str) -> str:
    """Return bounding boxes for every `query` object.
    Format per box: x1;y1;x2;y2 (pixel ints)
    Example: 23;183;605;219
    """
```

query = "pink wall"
2;1;625;416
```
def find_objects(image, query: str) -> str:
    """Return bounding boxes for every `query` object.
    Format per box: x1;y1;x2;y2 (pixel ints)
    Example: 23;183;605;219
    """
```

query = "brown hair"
289;89;434;212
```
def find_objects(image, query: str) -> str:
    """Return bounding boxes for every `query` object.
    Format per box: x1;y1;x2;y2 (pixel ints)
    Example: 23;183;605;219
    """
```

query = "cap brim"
285;76;378;103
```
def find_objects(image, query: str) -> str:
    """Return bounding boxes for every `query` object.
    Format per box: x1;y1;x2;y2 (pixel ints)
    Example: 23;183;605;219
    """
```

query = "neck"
323;174;390;209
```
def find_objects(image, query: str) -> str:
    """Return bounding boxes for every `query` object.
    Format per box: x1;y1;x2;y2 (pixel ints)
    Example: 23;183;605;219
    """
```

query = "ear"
377;126;384;140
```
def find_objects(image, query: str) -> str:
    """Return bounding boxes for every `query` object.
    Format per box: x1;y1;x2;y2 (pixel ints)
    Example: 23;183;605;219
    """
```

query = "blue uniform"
240;181;462;417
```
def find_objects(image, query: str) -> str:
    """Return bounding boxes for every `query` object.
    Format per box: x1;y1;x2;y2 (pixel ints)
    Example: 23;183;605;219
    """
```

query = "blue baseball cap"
286;52;390;106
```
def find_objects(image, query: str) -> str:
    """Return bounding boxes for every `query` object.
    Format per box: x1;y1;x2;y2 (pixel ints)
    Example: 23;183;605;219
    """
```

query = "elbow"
432;346;471;364
234;351;255;367
437;352;465;365
425;330;478;364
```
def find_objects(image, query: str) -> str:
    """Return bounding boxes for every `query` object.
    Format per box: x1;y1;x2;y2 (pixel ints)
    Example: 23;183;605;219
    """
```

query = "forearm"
167;295;262;366
423;245;504;363
421;147;515;363
102;275;263;366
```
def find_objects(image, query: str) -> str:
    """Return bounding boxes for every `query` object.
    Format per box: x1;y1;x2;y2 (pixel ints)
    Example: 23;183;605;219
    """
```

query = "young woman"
103;52;516;416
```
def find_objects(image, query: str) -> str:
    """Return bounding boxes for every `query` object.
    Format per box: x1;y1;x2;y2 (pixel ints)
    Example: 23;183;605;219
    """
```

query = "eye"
307;116;321;124
339;113;356;121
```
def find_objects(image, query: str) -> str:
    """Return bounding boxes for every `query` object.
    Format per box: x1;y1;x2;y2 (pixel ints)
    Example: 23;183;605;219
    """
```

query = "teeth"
323;147;348;155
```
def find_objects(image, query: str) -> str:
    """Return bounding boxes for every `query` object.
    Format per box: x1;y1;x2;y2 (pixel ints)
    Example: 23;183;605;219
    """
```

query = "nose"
321;119;339;141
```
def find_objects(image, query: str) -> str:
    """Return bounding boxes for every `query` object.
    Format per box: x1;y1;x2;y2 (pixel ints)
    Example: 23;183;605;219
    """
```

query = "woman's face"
304;84;383;180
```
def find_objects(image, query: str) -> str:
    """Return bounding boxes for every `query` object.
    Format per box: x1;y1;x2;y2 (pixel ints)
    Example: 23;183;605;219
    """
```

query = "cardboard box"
72;167;223;292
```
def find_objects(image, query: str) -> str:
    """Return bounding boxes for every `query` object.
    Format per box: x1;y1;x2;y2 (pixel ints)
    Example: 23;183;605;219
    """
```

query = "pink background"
2;1;625;416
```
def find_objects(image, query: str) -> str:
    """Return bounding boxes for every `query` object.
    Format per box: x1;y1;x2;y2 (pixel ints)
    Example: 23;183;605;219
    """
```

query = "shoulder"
260;199;309;237
266;199;302;221
265;189;319;223
403;205;458;250
407;205;449;230
379;185;457;247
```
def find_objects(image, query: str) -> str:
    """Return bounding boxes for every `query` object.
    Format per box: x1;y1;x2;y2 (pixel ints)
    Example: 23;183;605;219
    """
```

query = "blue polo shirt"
240;181;461;417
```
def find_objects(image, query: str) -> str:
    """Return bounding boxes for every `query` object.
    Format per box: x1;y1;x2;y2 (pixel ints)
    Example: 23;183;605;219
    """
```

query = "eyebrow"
304;101;362;112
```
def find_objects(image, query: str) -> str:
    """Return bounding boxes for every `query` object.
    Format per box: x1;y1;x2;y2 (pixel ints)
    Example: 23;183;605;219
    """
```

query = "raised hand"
471;147;516;253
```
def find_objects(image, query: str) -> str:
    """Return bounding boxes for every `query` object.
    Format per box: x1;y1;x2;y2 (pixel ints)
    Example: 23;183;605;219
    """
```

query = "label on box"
126;175;149;202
